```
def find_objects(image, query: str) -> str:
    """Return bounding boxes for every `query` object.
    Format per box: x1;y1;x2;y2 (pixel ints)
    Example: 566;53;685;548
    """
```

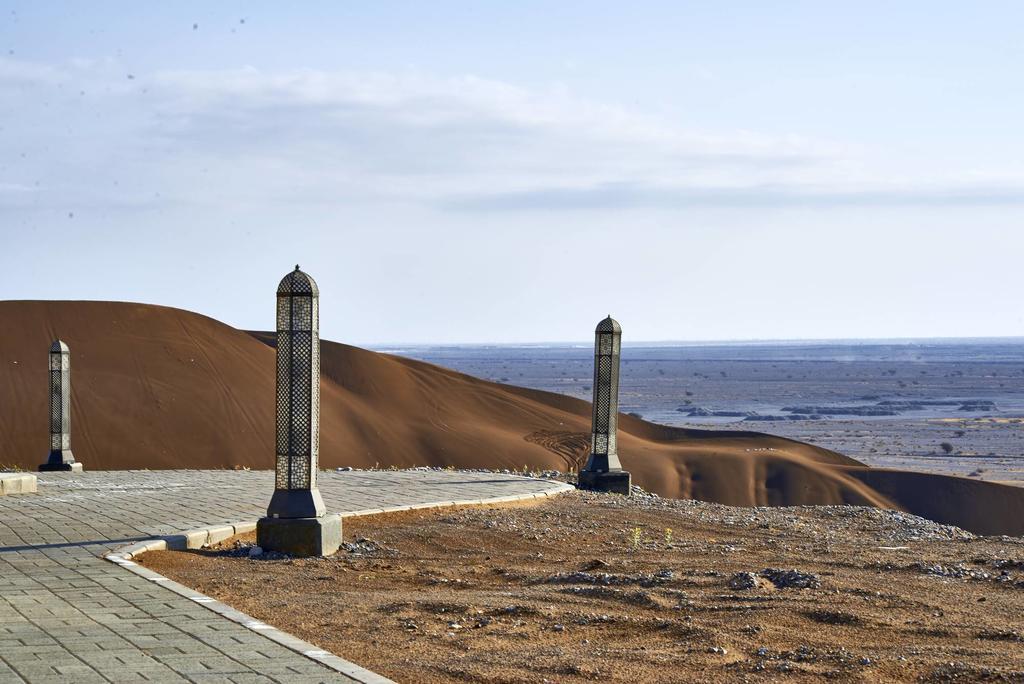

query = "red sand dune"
2;301;1023;535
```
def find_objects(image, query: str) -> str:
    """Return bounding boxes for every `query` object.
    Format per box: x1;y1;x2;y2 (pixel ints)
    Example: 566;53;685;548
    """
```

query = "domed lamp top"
595;315;621;334
277;264;319;296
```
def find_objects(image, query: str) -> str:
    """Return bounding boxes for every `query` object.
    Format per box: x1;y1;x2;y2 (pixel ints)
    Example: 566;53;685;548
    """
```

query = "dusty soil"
142;492;1024;683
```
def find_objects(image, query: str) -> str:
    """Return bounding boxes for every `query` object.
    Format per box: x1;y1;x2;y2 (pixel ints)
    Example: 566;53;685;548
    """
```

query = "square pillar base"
39;462;83;472
256;513;342;558
578;469;632;496
0;473;38;495
40;450;80;472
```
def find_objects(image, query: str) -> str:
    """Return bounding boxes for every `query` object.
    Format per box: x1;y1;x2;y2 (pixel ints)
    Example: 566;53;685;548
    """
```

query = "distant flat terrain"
392;340;1024;486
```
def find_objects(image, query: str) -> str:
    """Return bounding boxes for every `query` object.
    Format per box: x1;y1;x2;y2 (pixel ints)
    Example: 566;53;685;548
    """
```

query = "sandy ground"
142;492;1024;683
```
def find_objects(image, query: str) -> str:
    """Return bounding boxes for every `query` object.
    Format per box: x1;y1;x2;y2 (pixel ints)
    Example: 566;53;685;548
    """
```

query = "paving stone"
0;469;568;683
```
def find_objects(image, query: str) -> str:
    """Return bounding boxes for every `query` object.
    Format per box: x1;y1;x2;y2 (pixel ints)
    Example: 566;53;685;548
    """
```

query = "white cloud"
3;57;1024;213
137;66;864;207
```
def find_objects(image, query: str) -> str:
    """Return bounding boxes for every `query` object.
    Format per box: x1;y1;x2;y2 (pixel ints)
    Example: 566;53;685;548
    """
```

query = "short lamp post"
256;266;341;556
39;340;83;472
578;316;631;495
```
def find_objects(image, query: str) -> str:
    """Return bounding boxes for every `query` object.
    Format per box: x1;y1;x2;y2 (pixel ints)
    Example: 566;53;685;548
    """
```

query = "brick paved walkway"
0;470;570;683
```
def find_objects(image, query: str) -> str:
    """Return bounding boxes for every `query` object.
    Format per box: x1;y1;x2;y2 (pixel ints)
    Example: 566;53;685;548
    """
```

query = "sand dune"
2;301;1023;535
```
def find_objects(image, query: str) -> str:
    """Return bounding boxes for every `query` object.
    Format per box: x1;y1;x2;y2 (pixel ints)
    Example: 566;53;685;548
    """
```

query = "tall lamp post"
578;316;631;495
39;340;83;472
256;266;341;556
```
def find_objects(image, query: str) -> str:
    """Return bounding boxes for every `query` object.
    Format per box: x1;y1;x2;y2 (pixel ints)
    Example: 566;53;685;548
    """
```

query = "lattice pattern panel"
48;346;71;451
61;373;70;435
278;270;318;295
589;325;622;466
49;370;62;433
593;356;612;437
309;298;320;488
273;271;320;492
607;333;620;451
274;326;292;489
290;331;313;488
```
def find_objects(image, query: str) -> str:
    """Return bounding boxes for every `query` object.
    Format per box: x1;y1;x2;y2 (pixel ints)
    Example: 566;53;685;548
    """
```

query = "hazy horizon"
373;336;1024;348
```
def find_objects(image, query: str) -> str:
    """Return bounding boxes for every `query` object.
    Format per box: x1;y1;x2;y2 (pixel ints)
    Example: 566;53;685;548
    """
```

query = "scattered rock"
545;569;673;588
760;568;821;589
910;561;991;580
342;537;392;556
727;571;761;590
560;586;659;608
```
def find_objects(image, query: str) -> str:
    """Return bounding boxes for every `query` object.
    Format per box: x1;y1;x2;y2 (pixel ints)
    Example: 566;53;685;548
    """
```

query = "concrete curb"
0;472;38;495
106;478;575;683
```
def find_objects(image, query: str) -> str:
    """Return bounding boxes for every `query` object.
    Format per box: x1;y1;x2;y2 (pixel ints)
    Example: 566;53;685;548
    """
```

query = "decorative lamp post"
39;340;83;472
578;316;631;495
256;265;341;556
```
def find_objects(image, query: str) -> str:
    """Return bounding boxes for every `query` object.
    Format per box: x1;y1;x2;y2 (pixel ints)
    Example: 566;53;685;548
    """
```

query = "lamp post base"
256;513;342;557
578;469;631;496
39;452;83;473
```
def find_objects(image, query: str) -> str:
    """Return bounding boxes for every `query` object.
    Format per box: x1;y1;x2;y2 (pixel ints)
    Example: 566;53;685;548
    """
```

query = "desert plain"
404;340;1024;487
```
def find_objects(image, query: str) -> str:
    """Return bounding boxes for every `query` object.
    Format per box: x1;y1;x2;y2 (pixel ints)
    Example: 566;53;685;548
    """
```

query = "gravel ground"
143;488;1024;683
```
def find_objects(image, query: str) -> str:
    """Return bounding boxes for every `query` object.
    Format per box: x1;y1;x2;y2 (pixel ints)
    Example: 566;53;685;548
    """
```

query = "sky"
1;1;1023;344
